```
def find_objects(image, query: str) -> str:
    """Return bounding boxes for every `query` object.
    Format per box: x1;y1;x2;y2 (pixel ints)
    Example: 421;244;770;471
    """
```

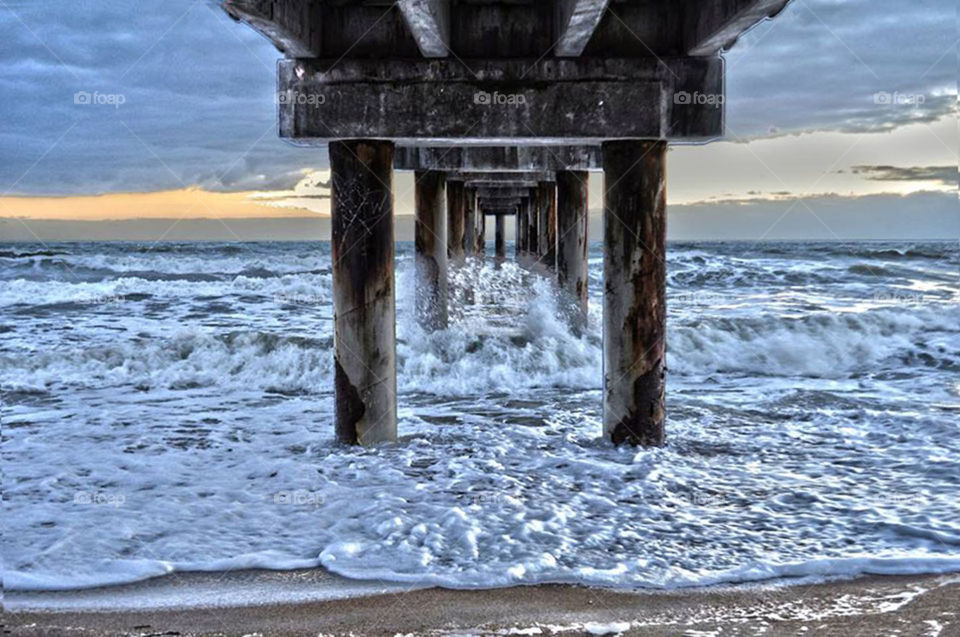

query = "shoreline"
6;571;957;636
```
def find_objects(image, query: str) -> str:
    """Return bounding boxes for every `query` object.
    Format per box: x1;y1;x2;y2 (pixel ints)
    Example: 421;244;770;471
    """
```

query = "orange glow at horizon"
0;188;322;221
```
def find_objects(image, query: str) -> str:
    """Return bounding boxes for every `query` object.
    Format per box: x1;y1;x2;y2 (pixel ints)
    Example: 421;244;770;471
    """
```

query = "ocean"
2;240;958;595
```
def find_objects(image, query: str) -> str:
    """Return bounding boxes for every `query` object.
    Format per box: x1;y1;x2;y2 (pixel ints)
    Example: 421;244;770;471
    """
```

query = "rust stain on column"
330;140;397;445
556;170;589;331
415;170;448;331
602;140;667;447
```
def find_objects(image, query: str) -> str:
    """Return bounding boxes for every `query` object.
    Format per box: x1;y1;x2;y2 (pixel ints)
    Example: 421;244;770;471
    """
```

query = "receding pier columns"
329;140;397;445
447;179;467;263
414;170;448;331
602;140;667;447
556;170;590;330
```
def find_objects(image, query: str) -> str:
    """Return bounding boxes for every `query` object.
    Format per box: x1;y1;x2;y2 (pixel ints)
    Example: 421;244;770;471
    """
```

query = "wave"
4;291;956;394
7;550;960;594
669;305;960;378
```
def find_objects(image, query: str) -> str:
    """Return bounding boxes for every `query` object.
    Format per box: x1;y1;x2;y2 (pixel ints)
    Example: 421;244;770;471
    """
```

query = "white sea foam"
2;241;958;597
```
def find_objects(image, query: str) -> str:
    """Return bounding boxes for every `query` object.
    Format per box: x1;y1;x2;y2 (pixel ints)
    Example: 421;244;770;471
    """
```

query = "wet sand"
5;572;957;636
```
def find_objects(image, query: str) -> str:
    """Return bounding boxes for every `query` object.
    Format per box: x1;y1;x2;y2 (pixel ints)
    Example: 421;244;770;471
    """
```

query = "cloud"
847;165;958;187
0;0;955;196
724;0;956;137
668;190;959;240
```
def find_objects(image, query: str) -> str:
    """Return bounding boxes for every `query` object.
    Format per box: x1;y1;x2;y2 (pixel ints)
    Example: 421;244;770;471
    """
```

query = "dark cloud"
725;0;956;137
0;0;319;196
848;165;958;187
0;0;955;195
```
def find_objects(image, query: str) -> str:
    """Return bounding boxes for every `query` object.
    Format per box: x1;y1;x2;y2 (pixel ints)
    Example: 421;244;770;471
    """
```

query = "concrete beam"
225;0;789;61
396;147;599;172
454;172;553;183
222;0;320;57
687;0;792;56
278;58;723;143
555;0;610;57
467;180;538;190
475;187;529;199
398;0;450;58
479;197;523;208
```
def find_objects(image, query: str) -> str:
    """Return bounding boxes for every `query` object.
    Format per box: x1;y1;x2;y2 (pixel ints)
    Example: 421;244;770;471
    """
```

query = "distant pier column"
602;140;666;447
447;180;467;263
556;171;589;330
527;188;539;257
516;199;528;259
465;187;477;258
330;140;397;445
414;170;448;331
537;181;557;270
478;210;486;255
494;214;506;260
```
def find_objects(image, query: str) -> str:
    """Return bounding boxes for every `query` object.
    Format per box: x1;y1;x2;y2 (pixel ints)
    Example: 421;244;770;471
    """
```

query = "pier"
223;0;791;446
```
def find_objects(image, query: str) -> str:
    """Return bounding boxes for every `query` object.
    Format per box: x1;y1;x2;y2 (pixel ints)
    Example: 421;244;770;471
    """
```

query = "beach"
5;571;957;636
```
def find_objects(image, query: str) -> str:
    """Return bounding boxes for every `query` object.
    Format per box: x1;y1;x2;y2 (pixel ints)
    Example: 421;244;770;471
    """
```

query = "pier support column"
527;188;539;258
330;140;397;445
478;211;486;255
516;199;528;259
447;180;467;264
465;188;477;258
414;170;448;331
602;140;666;447
556;171;590;330
495;214;506;261
537;181;557;270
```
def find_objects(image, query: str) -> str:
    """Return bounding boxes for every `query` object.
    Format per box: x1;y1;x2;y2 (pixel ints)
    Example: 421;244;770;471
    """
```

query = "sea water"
2;241;958;593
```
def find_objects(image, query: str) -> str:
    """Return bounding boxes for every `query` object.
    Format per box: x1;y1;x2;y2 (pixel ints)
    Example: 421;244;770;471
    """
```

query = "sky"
0;0;957;241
